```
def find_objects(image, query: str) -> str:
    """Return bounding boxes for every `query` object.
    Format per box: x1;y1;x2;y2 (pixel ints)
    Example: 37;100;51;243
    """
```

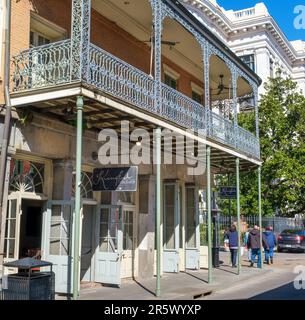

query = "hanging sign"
92;166;138;191
219;186;237;199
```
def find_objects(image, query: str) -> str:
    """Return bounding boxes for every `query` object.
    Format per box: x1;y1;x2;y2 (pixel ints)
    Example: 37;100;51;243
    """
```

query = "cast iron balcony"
11;40;260;159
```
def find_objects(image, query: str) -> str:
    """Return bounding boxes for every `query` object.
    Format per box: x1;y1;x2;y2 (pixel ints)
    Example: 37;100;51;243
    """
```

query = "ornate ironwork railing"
210;112;235;147
12;40;72;92
12;41;260;159
161;83;206;132
237;126;260;159
89;44;155;111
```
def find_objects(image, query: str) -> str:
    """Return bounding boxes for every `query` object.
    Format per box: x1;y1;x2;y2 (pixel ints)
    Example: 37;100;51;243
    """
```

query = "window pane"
164;185;175;249
9;219;16;239
60;238;69;256
50;239;60;255
51;205;61;221
10;200;17;219
100;238;108;252
62;205;71;222
192;91;202;104
165;74;177;90
8;240;15;258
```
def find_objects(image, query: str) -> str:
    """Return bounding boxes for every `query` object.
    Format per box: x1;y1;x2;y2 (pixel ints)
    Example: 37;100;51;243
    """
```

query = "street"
204;252;305;300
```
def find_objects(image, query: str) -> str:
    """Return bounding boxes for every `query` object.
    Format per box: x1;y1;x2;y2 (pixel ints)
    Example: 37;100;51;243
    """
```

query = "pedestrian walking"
263;226;277;264
228;225;239;268
244;227;252;262
247;225;269;268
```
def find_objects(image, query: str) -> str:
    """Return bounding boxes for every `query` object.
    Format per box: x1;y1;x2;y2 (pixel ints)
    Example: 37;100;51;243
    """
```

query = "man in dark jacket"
247;225;269;268
263;226;277;264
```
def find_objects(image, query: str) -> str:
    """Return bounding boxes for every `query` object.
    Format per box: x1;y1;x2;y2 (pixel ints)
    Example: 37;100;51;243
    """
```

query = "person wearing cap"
263;226;277;265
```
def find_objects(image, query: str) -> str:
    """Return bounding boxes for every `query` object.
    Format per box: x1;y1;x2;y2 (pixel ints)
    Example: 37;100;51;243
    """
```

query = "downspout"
0;0;12;265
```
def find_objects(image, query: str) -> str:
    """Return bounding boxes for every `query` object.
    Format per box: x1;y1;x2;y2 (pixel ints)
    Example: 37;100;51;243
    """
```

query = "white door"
94;205;123;286
121;206;136;279
4;194;22;263
185;186;200;270
42;200;74;294
163;182;180;273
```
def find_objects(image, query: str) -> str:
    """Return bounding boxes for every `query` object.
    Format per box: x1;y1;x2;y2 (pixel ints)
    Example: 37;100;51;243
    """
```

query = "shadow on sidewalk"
181;271;209;284
133;279;156;297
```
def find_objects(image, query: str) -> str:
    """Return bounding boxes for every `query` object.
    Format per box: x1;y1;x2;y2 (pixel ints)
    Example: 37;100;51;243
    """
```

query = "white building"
182;0;305;95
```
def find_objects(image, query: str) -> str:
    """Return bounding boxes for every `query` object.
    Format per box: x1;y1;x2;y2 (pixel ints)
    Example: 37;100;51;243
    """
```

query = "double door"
163;183;200;273
42;202;135;293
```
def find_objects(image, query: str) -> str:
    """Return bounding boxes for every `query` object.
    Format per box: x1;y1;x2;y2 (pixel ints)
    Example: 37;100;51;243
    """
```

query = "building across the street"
183;0;305;96
0;0;263;298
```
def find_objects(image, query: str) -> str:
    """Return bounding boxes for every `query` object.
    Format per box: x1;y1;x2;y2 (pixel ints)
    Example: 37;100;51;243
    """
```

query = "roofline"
164;0;262;86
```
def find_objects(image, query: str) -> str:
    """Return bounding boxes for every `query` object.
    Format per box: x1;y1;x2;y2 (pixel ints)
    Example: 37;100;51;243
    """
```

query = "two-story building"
0;0;262;298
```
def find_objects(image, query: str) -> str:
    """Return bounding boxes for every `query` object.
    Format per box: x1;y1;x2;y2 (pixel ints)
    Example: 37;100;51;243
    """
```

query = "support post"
203;44;210;136
72;96;84;300
236;158;241;274
155;127;161;297
232;68;238;148
206;146;212;283
258;166;263;269
70;0;91;81
152;0;163;114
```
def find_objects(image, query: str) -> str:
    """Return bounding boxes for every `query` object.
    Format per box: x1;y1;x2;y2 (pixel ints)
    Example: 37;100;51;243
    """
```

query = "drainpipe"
0;0;12;267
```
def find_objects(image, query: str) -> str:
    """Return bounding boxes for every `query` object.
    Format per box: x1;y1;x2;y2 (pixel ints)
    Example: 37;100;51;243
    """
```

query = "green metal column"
258;166;263;269
73;96;84;300
206;146;212;283
236;158;241;275
155;127;161;297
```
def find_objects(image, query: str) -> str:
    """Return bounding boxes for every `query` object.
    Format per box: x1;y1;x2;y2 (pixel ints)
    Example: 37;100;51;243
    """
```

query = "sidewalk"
74;253;274;300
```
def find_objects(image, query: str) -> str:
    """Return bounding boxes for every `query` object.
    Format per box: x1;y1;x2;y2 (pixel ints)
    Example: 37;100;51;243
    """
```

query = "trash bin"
1;258;55;300
212;247;220;267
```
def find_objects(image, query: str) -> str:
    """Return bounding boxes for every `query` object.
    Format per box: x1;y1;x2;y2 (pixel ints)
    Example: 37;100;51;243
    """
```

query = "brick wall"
9;0;203;98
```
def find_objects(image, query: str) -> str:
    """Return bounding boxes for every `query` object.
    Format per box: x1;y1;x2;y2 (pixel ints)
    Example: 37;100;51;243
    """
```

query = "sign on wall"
92;166;138;192
219;186;237;199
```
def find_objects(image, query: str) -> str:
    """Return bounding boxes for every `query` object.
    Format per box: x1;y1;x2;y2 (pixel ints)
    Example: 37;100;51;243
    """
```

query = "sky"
217;0;305;41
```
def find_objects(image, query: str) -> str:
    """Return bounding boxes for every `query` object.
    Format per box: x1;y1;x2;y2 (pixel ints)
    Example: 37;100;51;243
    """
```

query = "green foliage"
233;75;305;217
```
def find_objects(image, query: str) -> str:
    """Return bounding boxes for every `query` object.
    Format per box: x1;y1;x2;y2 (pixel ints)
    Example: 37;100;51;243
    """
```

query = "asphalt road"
205;252;305;300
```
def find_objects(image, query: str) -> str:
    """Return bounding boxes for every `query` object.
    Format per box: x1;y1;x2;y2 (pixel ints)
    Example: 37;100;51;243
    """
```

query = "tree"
218;74;305;217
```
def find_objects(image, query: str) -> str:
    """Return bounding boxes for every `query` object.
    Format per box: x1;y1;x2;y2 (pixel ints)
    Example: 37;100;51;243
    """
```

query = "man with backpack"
263;226;277;264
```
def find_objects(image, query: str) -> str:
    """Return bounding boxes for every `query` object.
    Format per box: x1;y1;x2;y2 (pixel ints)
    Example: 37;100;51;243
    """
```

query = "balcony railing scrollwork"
12;40;260;159
12;40;72;92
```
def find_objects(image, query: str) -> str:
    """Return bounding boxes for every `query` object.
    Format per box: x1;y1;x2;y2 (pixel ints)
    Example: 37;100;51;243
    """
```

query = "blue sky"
217;0;305;41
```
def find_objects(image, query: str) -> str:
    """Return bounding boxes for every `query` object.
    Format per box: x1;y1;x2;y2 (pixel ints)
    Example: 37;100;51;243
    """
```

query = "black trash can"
212;247;220;267
1;258;55;300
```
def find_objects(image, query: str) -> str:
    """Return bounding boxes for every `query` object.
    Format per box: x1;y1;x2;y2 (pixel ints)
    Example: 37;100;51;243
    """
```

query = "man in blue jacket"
263;226;277;265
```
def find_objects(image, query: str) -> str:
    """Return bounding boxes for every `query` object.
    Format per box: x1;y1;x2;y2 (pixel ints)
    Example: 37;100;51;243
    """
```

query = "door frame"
42;200;75;294
163;181;180;273
121;204;137;279
4;192;47;263
93;204;123;286
185;185;200;270
80;200;98;283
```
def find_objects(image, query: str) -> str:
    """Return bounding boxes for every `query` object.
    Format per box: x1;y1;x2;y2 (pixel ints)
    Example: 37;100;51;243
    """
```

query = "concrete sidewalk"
74;253;274;300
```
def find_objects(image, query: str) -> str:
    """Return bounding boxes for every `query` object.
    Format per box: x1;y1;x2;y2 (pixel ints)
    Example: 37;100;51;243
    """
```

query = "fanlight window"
9;159;44;194
72;171;94;200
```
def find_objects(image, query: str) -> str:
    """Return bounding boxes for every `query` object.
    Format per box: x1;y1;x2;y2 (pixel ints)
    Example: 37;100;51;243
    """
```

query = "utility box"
1;258;55;300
